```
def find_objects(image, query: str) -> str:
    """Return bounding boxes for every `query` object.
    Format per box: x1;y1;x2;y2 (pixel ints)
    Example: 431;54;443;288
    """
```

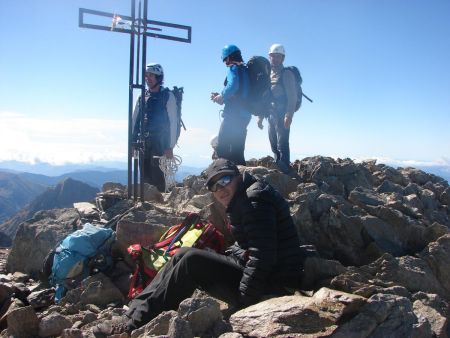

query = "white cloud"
2;111;449;171
353;156;450;168
0;111;127;165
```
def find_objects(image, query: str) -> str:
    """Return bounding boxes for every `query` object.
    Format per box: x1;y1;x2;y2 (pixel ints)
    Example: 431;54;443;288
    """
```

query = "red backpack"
127;213;225;298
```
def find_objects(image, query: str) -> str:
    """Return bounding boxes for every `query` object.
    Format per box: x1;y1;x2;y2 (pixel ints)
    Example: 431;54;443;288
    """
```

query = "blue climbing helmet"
221;44;240;61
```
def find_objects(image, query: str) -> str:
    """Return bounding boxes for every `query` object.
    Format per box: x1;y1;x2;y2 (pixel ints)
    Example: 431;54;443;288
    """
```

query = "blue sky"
1;0;449;171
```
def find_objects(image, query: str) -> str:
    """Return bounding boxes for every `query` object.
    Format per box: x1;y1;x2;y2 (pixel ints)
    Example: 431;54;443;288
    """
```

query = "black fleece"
226;171;302;303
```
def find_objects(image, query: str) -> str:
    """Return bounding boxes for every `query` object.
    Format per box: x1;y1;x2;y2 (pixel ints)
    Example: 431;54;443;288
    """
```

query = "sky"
1;0;450;172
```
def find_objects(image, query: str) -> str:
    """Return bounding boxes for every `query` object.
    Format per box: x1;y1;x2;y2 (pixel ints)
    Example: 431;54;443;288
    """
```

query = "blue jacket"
222;64;251;119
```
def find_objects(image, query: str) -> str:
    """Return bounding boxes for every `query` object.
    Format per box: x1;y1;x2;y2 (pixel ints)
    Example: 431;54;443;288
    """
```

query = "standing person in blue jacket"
132;63;178;192
210;44;251;166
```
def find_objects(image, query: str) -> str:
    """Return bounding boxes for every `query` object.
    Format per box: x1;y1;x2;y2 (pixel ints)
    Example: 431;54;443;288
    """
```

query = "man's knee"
175;248;215;272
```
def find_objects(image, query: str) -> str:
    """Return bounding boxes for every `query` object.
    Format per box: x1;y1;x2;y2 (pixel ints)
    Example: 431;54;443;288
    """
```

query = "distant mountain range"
0;162;204;239
0;177;99;246
0;172;47;224
0;161;204;188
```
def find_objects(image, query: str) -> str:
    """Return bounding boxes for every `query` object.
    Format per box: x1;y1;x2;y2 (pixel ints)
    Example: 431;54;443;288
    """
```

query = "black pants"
142;145;165;192
125;248;244;330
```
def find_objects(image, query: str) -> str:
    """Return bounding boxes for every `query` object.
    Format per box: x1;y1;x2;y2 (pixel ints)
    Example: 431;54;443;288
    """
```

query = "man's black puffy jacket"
226;171;302;304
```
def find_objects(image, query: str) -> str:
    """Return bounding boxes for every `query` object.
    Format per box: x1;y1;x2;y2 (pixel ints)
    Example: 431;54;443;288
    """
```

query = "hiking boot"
92;316;131;338
274;161;290;175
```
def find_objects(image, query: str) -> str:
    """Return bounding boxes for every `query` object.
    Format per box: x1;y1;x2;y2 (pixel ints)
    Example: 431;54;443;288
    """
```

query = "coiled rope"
158;154;182;192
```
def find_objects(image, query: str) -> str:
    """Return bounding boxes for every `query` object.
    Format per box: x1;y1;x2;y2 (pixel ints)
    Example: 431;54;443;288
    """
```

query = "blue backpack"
49;223;115;302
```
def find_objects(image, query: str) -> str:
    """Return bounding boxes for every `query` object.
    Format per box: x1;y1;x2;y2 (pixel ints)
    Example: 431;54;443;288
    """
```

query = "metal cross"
79;0;191;200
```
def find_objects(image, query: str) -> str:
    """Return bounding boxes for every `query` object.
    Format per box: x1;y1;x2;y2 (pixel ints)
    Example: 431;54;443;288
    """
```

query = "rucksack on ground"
283;66;303;112
48;223;116;302
127;213;225;298
245;56;272;118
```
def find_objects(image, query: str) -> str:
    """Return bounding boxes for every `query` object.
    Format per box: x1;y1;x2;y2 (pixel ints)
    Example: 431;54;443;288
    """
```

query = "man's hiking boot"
274;161;290;175
92;316;131;338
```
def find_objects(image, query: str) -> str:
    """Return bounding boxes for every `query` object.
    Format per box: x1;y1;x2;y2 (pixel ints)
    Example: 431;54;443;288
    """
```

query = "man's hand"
257;116;264;130
284;115;292;129
211;93;224;105
164;148;174;159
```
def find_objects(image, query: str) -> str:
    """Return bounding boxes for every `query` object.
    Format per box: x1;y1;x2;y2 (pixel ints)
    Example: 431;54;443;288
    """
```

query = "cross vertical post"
78;0;191;200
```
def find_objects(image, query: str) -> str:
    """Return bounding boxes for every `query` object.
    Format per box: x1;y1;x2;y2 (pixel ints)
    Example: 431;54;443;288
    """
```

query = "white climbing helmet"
268;43;285;56
145;63;164;76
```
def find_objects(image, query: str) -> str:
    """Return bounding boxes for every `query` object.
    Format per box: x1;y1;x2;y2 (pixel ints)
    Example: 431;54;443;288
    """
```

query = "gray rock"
412;293;449;338
102;182;126;193
131;310;178;337
6;305;39;338
184;193;214;210
439;187;450;205
27;288;55;309
60;328;83;338
420;189;438;211
79;273;125;308
301;256;346;290
264;172;298;198
178;297;222;336
419;235;450;296
167;316;193;338
402;167;436;185
331;293;432;338
349;187;385;207
6;208;80;278
229;288;366;337
73;202;99;220
218;333;244;338
38;312;72;337
377;180;404;194
331;251;448;300
115;203;182;257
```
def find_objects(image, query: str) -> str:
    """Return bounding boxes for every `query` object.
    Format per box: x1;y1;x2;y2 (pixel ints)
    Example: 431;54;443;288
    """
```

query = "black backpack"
245;56;272;118
170;86;186;142
283;66;303;112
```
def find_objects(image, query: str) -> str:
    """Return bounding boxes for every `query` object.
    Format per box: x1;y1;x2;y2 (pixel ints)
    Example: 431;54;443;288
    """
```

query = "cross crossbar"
79;8;191;43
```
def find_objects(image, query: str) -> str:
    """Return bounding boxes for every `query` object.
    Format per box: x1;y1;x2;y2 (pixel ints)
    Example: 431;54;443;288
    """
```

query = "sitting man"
93;158;302;337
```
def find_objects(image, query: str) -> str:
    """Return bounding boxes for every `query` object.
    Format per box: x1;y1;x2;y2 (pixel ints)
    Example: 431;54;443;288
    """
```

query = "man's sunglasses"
208;175;234;192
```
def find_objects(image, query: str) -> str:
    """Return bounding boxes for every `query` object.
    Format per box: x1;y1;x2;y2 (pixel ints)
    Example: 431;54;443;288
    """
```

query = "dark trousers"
142;146;165;192
125;248;243;330
268;111;290;172
216;113;251;166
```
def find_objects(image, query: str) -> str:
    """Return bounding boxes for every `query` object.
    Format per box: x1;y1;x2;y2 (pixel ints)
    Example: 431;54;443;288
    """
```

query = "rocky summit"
0;156;449;338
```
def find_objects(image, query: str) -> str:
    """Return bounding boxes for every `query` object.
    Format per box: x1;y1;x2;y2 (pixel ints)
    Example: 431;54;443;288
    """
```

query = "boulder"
6;208;80;278
230;288;366;337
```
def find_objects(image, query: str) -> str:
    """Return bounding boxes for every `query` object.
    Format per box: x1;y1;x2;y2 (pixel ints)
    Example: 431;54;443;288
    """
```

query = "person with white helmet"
131;63;178;192
210;44;251;165
262;43;299;174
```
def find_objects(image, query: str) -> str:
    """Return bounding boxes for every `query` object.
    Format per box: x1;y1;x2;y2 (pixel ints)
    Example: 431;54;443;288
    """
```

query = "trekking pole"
302;92;313;103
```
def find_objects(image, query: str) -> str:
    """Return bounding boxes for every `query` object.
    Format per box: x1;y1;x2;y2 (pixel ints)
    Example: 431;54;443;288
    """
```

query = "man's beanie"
205;158;239;186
